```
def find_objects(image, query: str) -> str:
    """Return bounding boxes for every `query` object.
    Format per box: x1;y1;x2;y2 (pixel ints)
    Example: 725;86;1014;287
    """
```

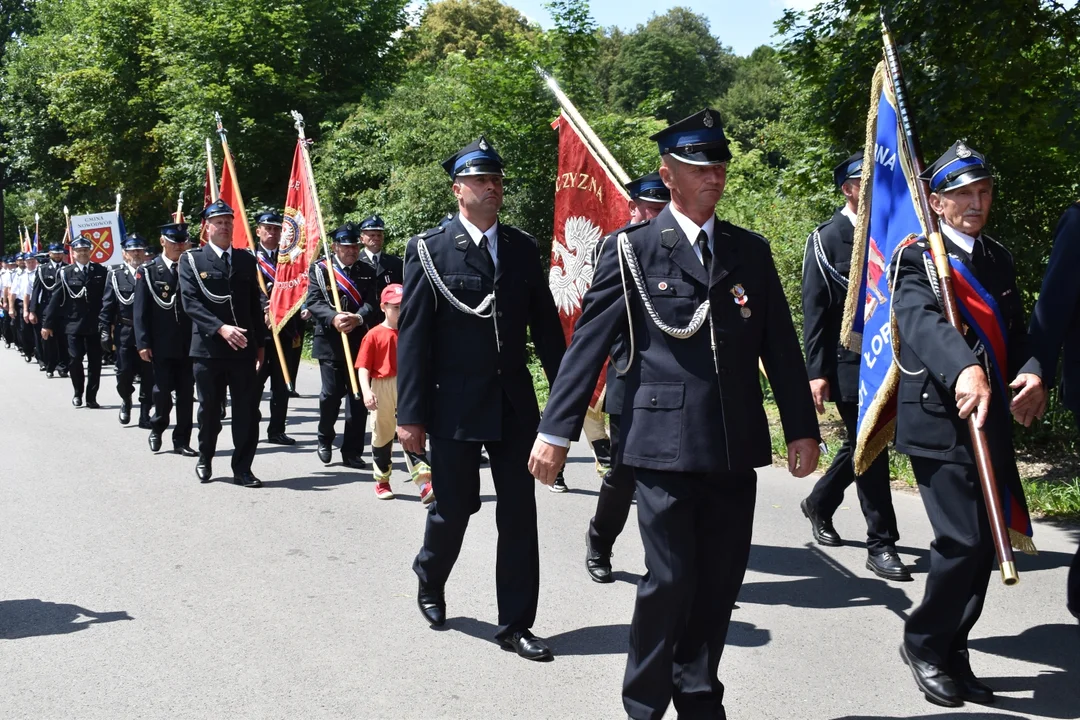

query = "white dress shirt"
458;214;499;268
668;203;716;267
940;222;981;256
840;205;858;227
207;241;231;263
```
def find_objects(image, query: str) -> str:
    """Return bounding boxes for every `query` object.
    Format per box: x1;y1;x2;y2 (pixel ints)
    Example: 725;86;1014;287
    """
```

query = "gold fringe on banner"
1010;528;1038;556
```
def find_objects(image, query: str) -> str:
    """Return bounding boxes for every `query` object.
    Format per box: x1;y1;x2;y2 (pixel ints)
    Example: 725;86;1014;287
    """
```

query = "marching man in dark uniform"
398;136;565;661
254;210;304;446
135;223;196;456
1028;200;1080;624
306;224;376;468
357;214;404;319
892;142;1044;706
799;151;908;581
28;243;69;378
42;235;108;408
586;170;670;584
530;109;820;718
179;199;265;487
101;233;153;428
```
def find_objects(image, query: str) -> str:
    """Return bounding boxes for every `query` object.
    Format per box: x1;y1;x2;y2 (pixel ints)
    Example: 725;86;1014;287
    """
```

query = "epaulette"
416;225;446;241
502;224;539;248
614;218;651;238
718;220;770;247
981;234;1013;264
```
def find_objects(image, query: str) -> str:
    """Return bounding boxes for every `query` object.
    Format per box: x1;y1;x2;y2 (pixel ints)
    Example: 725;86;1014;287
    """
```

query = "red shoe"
420;481;435;505
375;482;395;499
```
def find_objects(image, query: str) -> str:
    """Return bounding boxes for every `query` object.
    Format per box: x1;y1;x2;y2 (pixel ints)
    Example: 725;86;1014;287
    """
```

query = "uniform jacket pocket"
624;382;685;463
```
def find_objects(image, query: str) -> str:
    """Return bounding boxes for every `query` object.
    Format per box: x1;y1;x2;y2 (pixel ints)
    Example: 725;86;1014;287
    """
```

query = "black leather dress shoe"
866;550;913;582
234;472;262;488
950;651;995;704
85;399;100;409
148;431;162;452
586;531;613;584
72;395;83;408
196;460;213;483
267;433;296;446
174;445;198;457
46;371;54;379
801;498;842;547
317;445;333;464
341;454;368;469
58;369;69;378
500;630;553;662
118;400;131;425
417;580;446;627
899;645;962;707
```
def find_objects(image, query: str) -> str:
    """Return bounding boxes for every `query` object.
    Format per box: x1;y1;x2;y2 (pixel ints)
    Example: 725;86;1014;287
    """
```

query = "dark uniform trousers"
414;398;540;636
15;299;34;360
67;334;103;400
194;358;259;472
258;335;302;436
892;234;1039;669
539;207;818;720
115;340;153;420
44;328;69;372
151;357;194;446
802;209;899;550
805;401;898;552
589;411;635;553
317;358;368;456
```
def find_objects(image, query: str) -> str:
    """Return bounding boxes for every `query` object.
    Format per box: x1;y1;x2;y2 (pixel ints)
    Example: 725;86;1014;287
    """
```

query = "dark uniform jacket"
100;264;139;348
357;250;404;328
397;214;566;441
892;233;1040;464
29;261;65;316
540;205;819;473
305;257;376;363
43;262;107;336
134;255;191;359
1029;202;1080;414
801;208;862;402
254;245;307;344
178;244;262;360
593;232;630;417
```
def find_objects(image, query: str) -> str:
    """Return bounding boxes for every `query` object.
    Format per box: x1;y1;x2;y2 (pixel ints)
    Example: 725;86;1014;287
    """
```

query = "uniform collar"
840;205;857;227
207;241;231;259
364;248;380;264
458;213;499;249
161;255;176;271
668;203;715;251
940;222;981;256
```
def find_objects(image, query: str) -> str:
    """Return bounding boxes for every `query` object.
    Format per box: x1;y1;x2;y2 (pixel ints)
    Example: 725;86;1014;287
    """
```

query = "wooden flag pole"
174;191;184;223
205;138;219;202
215;112;292;391
291;110;361;400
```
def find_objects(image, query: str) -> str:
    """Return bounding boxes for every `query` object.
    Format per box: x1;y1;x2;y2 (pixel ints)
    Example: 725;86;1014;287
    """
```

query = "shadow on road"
830;714;1029;720
0;599;132;640
260;470;367;491
740;544;913;619
970;623;1080;719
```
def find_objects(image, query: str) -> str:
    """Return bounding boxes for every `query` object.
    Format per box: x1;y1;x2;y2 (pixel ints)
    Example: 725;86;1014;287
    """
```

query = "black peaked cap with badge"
331;224;359;245
202;199;234;219
649;108;732;165
441;136;505;178
160;223;190;243
833;150;864;189
919;140;992;193
625;172;671;204
359;215;385;231
255;211;282;226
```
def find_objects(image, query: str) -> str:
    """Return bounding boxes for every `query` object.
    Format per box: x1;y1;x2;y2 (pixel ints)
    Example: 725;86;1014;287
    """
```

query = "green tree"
405;0;537;66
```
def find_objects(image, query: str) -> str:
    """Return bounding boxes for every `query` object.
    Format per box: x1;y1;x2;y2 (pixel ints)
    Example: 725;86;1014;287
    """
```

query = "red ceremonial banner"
549;112;630;408
268;141;322;333
217;156;249;250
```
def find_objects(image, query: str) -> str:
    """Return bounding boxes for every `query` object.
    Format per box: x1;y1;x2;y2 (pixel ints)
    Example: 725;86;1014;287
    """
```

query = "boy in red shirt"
356;283;434;502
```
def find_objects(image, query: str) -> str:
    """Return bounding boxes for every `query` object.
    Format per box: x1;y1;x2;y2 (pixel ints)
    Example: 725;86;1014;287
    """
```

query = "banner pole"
215;112;292;391
291;110;361;401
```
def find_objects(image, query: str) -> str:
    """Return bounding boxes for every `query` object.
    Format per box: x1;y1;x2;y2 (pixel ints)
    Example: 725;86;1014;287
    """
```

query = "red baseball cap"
381;283;403;304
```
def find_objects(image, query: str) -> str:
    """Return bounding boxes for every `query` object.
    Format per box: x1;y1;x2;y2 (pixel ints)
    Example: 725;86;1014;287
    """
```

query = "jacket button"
650;397;657;406
497;369;502;375
497;311;503;317
921;392;929;399
435;383;440;390
494;284;499;290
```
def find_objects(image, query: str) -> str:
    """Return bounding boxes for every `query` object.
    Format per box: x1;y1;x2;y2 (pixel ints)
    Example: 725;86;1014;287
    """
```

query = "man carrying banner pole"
847;26;1044;706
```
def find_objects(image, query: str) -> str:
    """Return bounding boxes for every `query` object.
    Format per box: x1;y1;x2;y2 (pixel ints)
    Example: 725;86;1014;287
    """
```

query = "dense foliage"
2;0;1079;449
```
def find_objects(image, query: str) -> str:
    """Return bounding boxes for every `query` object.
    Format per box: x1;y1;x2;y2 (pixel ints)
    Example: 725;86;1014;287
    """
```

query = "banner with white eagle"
549;112;630;410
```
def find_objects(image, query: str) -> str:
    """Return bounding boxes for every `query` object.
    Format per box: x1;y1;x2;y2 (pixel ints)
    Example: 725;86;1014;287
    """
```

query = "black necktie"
698;230;712;277
479;235;495;275
222;251;231;276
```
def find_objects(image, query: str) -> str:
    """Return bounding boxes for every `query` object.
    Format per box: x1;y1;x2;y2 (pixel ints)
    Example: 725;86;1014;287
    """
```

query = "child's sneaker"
550;468;568;493
375;482;395;499
419;481;435;505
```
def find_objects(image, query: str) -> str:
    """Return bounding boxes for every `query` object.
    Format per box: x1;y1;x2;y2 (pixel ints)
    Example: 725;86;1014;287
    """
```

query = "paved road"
1;347;1077;720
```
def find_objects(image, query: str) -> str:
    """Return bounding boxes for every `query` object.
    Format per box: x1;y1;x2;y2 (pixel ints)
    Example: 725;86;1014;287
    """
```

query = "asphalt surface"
1;346;1077;720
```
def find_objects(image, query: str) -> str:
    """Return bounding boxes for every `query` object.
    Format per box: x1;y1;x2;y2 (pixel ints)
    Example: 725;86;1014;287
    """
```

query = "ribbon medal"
731;283;751;318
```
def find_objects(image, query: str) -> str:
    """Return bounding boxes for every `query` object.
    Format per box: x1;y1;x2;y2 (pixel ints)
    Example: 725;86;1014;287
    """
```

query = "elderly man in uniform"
399;136;565;661
1029;200;1080;623
179;199;265;488
135;223;197;456
29;244;70;378
101;233;154;428
530;109;820;719
585;170;670;584
0;256;14;348
253;210;304;446
891;142;1045;706
43;235;108;408
306;224;376;469
799;151;908;581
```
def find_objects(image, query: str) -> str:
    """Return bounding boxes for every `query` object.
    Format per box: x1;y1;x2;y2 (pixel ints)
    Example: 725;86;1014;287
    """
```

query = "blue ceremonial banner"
841;62;924;473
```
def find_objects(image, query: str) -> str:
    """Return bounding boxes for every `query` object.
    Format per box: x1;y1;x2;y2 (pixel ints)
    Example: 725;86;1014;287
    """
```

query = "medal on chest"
731;283;751;318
